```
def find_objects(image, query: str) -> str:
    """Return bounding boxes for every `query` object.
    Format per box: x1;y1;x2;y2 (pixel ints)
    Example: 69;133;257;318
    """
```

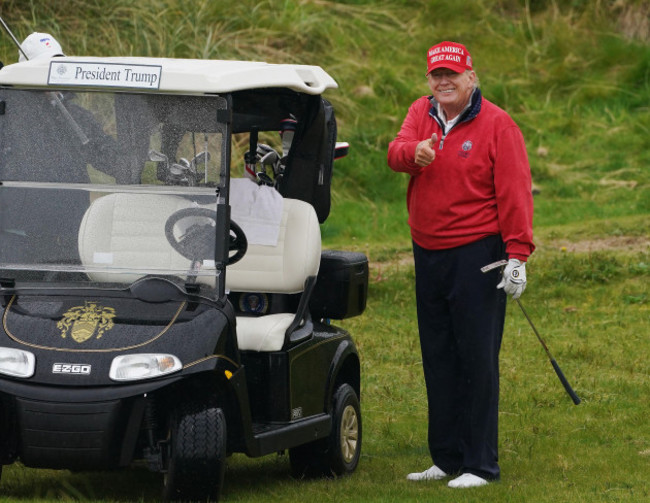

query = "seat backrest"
226;198;321;294
78;193;320;293
78;193;212;284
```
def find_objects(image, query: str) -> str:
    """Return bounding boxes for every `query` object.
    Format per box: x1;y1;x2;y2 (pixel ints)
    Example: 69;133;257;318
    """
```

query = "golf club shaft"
515;298;581;405
480;260;581;405
0;16;28;60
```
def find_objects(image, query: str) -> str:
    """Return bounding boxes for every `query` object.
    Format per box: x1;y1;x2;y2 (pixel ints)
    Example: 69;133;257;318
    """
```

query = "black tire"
327;383;362;476
162;402;227;502
289;383;362;478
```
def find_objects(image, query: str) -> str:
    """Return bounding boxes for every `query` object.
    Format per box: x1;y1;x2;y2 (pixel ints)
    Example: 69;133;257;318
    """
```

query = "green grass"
0;0;649;501
1;243;648;502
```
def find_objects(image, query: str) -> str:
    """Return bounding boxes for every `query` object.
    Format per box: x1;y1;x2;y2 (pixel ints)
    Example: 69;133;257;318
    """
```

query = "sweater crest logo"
458;140;473;158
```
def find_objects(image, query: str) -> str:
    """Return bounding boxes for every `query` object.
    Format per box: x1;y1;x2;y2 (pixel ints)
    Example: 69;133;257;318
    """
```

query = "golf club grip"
550;358;581;405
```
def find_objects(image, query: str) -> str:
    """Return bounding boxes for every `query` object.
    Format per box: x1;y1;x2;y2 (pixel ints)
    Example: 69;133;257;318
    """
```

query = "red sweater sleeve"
387;97;432;175
493;125;535;261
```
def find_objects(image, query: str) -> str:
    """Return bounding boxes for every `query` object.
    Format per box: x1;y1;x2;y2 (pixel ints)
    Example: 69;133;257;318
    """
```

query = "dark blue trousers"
413;235;506;481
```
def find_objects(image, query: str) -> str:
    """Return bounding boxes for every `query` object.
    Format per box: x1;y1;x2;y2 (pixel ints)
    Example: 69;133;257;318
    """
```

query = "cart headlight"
0;347;36;378
109;354;182;382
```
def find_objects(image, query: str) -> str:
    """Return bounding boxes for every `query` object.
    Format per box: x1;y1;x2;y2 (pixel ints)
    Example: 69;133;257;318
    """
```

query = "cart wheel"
289;383;362;478
327;383;362;475
162;403;227;502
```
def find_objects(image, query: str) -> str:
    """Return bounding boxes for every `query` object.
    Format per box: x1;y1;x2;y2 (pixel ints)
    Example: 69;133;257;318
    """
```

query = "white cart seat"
228;198;321;351
78;193;321;352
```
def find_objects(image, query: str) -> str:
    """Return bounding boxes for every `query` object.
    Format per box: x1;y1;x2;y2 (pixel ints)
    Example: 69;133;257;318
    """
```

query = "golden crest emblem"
57;302;116;343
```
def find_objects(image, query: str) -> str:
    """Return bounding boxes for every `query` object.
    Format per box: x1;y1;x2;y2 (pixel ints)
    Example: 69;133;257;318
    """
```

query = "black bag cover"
279;96;336;223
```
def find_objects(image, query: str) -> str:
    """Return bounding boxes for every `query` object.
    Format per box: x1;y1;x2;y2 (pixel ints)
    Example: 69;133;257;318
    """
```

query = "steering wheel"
164;207;248;265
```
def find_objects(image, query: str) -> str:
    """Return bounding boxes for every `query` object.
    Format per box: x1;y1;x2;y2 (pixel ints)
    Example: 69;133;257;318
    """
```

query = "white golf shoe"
447;473;489;488
406;465;448;481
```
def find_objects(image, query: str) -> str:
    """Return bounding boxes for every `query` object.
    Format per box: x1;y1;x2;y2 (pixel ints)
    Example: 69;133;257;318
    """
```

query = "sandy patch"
552;236;650;253
370;236;648;276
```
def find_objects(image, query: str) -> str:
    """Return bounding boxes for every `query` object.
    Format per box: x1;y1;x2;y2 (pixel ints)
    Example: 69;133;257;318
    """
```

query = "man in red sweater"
387;41;534;488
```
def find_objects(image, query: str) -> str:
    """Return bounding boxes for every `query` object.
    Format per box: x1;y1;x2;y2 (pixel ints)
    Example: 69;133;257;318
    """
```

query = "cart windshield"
0;89;230;291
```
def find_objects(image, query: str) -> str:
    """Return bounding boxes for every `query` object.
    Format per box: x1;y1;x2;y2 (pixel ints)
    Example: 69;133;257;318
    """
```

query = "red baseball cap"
426;41;472;75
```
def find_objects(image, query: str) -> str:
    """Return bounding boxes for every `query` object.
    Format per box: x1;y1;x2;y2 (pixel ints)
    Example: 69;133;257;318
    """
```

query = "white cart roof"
0;56;338;95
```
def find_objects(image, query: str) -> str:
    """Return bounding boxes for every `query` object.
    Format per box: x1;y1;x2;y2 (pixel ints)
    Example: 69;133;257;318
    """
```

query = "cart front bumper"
15;396;126;470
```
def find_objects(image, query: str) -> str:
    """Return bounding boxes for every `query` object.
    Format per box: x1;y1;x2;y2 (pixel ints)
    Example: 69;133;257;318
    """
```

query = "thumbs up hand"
414;133;438;167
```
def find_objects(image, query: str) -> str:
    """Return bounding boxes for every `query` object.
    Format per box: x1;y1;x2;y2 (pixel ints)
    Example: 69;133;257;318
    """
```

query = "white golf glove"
497;258;527;299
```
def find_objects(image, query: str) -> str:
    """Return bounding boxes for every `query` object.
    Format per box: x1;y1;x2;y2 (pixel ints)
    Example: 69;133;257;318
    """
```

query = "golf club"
482;260;581;405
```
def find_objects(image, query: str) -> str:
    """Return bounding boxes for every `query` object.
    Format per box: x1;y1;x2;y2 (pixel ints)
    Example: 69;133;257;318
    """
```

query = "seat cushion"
236;313;295;351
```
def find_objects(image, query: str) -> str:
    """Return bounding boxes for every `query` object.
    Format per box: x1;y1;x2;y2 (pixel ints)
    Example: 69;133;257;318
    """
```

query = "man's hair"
467;70;480;89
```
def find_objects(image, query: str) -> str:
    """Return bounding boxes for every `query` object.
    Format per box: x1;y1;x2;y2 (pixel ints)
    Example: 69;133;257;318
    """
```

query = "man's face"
426;68;476;116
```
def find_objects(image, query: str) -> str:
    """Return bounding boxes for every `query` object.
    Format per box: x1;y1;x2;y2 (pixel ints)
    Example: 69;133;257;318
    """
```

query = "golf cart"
0;55;367;501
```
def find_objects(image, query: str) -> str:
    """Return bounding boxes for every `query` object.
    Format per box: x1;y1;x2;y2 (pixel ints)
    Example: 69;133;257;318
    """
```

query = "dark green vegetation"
0;0;648;501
